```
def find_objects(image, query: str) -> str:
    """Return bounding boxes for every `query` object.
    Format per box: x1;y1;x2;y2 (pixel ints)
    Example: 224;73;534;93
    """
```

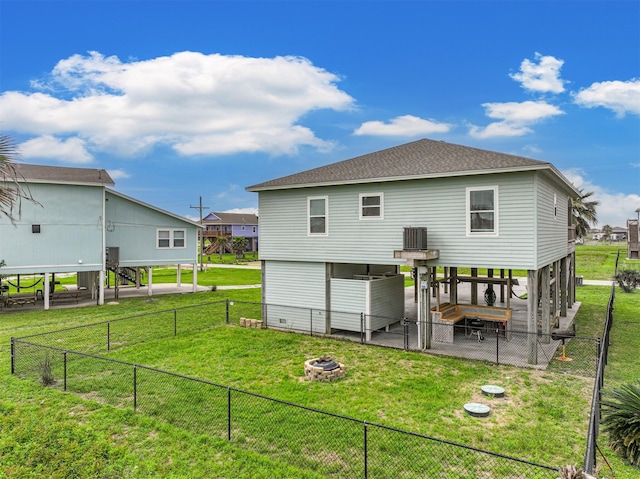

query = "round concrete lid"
464;402;491;417
481;385;505;397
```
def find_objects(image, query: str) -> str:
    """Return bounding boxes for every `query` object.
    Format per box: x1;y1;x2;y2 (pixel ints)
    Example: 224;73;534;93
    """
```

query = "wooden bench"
431;303;512;343
50;291;81;304
2;295;37;308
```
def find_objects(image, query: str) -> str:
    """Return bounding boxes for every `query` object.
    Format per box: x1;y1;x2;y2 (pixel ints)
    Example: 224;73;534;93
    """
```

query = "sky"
1;0;639;228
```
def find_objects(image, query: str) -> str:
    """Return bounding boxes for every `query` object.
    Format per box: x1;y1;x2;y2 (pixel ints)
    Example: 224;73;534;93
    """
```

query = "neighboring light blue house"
0;164;201;309
201;212;259;253
247;139;580;362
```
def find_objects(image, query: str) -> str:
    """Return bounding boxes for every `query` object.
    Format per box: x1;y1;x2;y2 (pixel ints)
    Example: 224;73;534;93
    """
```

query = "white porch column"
192;263;198;293
177;264;182;287
44;273;50;310
98;270;105;305
147;267;153;296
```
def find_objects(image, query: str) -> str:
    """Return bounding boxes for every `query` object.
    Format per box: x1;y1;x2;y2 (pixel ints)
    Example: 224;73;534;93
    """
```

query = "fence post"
107;322;111;351
63;351;67;391
495;327;500;365
403;319;409;350
360;313;365;344
133;365;137;411
10;337;14;375
227;387;232;441
310;309;313;337
226;299;230;324
363;421;368;479
174;309;177;336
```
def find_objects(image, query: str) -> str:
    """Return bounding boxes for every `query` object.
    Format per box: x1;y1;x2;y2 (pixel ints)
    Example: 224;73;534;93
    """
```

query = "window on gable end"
466;186;499;236
308;196;328;235
359;193;383;220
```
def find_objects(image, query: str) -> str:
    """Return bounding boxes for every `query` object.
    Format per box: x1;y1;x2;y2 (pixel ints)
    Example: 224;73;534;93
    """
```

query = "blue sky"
1;0;639;227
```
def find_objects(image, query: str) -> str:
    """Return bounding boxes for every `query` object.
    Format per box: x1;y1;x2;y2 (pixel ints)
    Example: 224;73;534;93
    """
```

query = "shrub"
614;269;640;293
601;381;640;466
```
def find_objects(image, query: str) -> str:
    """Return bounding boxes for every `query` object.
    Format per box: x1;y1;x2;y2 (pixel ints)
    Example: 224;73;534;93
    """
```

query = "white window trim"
156;228;187;249
466;186;499;237
359;192;384;220
308;195;329;236
554;193;558;219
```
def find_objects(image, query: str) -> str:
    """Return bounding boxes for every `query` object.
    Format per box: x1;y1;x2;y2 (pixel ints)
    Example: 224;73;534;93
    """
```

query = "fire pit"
304;356;345;382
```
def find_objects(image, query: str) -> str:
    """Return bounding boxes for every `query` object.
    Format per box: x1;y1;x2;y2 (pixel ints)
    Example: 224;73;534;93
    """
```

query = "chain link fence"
11;337;559;478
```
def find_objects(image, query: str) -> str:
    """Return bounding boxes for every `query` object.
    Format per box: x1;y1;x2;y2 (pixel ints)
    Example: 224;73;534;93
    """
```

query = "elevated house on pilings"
201;212;259;255
247;139;580;365
0;164;200;310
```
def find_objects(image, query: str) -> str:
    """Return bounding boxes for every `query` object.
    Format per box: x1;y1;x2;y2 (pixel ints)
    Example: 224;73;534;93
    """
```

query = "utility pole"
190;196;209;271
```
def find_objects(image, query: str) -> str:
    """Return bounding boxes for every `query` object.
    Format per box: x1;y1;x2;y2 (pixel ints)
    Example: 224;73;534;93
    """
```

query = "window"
252;226;257;233
308;196;328;235
359;193;383;219
554;194;557;218
157;229;187;249
466;187;498;235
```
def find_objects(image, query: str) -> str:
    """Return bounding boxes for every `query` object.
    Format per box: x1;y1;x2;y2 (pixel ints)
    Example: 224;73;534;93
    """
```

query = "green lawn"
2;282;639;477
1;244;639;477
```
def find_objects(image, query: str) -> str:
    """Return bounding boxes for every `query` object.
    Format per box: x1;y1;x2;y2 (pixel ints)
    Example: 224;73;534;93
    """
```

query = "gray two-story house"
247;139;580;362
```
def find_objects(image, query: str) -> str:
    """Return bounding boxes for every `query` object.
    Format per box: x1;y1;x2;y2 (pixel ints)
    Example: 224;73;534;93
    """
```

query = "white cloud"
18;135;93;163
510;53;565;94
573;79;640;117
1;51;354;158
469;101;564;139
224;207;259;216
106;169;130;180
562;168;640;227
353;115;452;137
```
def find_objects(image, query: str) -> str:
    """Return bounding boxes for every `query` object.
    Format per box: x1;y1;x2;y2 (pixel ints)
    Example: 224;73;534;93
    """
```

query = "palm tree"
0;134;35;223
572;189;599;239
601;381;640;466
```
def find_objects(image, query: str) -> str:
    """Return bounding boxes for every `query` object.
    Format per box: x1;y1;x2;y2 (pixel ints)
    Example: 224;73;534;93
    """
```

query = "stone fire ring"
304;358;346;382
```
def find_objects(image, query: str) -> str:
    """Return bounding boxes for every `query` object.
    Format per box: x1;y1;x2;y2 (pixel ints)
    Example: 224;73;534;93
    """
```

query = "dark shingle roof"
247;138;567;191
11;164;115;186
202;212;258;225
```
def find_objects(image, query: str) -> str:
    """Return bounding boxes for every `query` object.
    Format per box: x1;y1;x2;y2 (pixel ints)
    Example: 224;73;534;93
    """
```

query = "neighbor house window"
157;229;187;248
308;196;328;235
359;193;383;219
554;194;558;218
466;187;498;235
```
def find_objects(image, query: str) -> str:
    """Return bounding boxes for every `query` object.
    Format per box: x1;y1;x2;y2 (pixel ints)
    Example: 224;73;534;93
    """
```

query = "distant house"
0;164;201;309
247;139;580;361
611;226;627;241
201;212;259;254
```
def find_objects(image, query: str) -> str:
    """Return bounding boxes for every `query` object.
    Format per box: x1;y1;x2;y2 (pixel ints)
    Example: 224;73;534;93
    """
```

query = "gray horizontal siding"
329;279;366;332
263;261;327;332
259;172;540;269
0;183;104;274
368;275;405;330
